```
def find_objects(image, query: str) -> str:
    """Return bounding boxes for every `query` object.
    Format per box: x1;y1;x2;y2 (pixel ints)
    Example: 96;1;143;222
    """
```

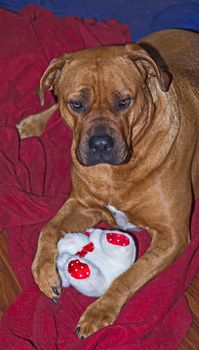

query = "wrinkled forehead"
59;47;142;95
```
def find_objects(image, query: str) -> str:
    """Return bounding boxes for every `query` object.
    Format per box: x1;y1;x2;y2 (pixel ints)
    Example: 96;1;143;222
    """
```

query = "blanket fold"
0;5;198;349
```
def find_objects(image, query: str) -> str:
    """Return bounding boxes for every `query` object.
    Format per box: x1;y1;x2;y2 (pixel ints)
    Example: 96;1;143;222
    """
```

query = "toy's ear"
38;53;72;106
125;44;171;92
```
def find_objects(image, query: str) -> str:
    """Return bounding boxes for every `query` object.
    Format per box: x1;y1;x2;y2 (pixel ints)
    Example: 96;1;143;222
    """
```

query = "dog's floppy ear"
125;44;170;92
38;54;72;106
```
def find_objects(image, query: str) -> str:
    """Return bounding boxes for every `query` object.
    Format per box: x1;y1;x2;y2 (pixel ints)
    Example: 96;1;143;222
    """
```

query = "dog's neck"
129;83;180;180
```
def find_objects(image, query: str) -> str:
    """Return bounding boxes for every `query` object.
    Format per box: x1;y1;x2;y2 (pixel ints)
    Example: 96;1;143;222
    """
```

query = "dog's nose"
89;135;114;156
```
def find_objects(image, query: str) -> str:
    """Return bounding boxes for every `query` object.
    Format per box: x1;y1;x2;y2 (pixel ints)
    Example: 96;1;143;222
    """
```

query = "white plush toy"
57;228;137;297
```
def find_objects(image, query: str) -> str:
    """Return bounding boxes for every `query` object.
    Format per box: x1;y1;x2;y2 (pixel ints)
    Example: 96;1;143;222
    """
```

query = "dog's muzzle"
77;129;131;166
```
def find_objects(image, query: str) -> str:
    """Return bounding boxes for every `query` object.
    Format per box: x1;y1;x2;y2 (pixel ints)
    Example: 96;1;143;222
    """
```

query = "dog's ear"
125;44;170;92
38;54;72;106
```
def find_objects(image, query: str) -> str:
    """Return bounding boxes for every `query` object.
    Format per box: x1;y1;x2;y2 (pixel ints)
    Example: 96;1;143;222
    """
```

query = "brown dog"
17;29;199;339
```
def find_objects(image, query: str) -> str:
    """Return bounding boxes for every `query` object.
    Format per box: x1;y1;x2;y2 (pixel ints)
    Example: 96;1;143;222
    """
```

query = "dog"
17;29;199;339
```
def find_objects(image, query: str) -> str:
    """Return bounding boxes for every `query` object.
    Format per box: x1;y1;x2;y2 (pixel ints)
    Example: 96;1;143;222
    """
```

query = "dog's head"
39;45;170;166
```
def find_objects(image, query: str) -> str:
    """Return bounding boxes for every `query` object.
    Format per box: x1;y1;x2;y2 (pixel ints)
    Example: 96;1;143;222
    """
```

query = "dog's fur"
17;29;199;339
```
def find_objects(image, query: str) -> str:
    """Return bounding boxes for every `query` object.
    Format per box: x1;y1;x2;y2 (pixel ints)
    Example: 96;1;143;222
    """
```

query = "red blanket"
0;5;198;349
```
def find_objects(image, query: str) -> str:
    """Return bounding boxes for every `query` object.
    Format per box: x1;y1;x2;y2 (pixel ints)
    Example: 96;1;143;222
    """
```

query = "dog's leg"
76;208;190;338
31;196;114;301
16;104;58;139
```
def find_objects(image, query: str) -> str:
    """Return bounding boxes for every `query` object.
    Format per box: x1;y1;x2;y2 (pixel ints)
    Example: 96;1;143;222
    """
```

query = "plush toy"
56;228;137;297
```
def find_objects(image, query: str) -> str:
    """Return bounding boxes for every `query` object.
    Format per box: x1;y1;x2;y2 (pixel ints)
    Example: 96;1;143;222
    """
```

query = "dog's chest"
79;165;141;230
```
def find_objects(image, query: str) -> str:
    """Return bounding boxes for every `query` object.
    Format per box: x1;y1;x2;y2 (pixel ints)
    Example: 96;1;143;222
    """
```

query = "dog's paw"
76;298;118;339
32;258;61;302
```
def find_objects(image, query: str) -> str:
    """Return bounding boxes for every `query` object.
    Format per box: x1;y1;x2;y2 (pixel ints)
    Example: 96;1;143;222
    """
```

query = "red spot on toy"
84;242;94;252
68;259;90;279
106;233;130;246
84;231;91;236
77;242;94;257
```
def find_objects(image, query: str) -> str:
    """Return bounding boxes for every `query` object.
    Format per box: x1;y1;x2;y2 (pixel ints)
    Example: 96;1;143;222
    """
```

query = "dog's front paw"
32;255;61;302
76;297;118;339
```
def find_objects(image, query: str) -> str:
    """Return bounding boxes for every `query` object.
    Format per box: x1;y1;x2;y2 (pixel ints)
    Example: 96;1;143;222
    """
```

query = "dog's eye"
113;96;132;111
69;99;85;113
117;97;132;110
